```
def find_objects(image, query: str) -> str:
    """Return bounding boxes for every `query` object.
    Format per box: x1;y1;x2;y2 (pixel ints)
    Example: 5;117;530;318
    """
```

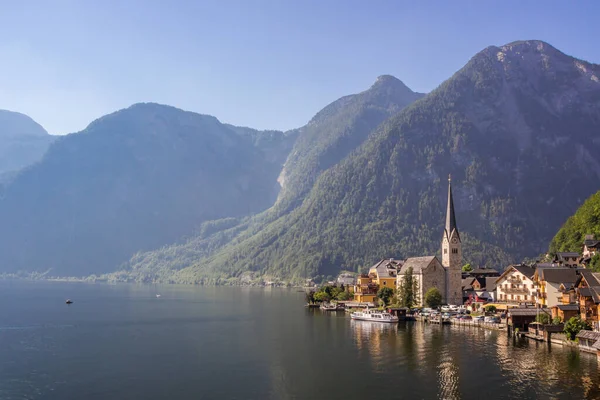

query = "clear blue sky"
0;0;599;135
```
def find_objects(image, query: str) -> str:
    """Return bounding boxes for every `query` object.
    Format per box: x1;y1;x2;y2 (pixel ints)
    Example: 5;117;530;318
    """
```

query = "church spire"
445;174;458;237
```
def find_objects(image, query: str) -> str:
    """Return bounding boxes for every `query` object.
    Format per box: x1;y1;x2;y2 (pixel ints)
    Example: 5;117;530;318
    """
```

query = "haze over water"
0;281;598;399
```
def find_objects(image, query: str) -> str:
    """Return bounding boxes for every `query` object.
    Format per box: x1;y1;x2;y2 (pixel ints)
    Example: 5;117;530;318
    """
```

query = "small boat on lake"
351;310;398;323
320;303;344;311
65;299;73;304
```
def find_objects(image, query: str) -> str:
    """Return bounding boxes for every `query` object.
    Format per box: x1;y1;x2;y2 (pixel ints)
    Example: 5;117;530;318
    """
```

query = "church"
353;177;463;305
396;176;463;305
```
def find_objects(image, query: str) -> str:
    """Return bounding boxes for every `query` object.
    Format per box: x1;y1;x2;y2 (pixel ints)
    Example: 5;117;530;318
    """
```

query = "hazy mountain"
0;110;55;175
0;103;293;276
123;40;600;284
115;76;427;283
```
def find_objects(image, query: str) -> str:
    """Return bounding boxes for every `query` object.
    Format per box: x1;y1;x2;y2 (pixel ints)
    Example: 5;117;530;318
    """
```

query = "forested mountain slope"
550;190;600;254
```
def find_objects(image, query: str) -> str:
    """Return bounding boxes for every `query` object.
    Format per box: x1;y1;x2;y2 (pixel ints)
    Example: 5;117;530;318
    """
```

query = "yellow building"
353;259;401;303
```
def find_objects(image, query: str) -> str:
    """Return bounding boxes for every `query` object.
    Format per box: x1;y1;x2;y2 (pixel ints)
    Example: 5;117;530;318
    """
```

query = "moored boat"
320;303;344;311
350;309;398;323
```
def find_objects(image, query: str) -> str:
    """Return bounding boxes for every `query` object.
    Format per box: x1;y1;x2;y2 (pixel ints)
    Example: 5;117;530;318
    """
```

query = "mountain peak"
0;110;49;138
371;75;413;93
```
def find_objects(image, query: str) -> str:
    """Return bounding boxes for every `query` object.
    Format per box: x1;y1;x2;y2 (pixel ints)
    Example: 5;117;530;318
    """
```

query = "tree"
552;316;562;325
462;263;473;272
313;291;330;303
425;287;442;308
485;305;497;314
305;291;315;304
535;313;550;325
398;267;419;308
336;290;352;301
377;287;394;306
590;253;600;273
564;316;591;340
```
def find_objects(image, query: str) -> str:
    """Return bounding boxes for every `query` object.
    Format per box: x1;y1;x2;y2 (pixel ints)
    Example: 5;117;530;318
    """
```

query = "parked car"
461;315;472;320
473;316;485;322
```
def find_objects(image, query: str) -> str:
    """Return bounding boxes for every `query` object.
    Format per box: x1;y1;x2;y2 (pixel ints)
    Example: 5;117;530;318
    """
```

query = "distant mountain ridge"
0;110;55;175
0;103;293;276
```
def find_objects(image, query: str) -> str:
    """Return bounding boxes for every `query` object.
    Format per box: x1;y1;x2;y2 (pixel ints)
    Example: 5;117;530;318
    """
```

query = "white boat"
350;310;399;323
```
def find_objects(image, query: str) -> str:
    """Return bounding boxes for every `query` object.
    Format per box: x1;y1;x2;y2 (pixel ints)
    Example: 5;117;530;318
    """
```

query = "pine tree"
398;267;419;308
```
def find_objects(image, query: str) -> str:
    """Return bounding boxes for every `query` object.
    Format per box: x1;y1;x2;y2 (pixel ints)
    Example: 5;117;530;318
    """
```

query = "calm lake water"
1;281;599;400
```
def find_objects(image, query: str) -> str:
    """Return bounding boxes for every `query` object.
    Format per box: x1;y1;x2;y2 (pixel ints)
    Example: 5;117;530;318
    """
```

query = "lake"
0;281;599;399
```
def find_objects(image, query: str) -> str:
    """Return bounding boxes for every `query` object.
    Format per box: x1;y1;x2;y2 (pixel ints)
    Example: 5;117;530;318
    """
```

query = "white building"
496;265;536;305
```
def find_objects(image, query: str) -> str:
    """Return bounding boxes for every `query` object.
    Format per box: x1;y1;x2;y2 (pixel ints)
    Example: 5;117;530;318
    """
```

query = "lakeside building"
582;234;600;264
463;276;498;305
495;265;537;306
551;252;580;268
575;270;600;331
337;273;356;286
533;267;579;308
353;259;401;303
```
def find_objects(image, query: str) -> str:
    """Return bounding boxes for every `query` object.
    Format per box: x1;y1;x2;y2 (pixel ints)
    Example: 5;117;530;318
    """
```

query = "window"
444;249;448;254
383;281;386;285
522;276;525;281
524;295;528;301
452;248;458;254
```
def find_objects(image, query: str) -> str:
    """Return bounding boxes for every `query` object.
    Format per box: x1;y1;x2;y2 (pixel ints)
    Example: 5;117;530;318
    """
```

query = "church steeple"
445;174;458;240
441;173;462;305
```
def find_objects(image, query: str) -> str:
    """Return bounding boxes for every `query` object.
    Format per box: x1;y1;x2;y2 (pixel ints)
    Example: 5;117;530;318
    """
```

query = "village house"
353;258;401;303
576;269;600;331
533;267;579;308
463;276;497;306
552;252;580;268
582;234;600;264
336;273;356;287
551;304;580;322
495;265;536;305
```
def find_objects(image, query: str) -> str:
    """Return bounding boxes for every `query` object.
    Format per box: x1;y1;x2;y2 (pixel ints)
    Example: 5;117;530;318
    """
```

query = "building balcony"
507;277;525;284
356;289;377;295
502;287;530;295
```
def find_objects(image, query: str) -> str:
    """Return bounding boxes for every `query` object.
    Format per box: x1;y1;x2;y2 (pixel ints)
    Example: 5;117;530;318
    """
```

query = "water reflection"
348;319;600;399
2;284;600;400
